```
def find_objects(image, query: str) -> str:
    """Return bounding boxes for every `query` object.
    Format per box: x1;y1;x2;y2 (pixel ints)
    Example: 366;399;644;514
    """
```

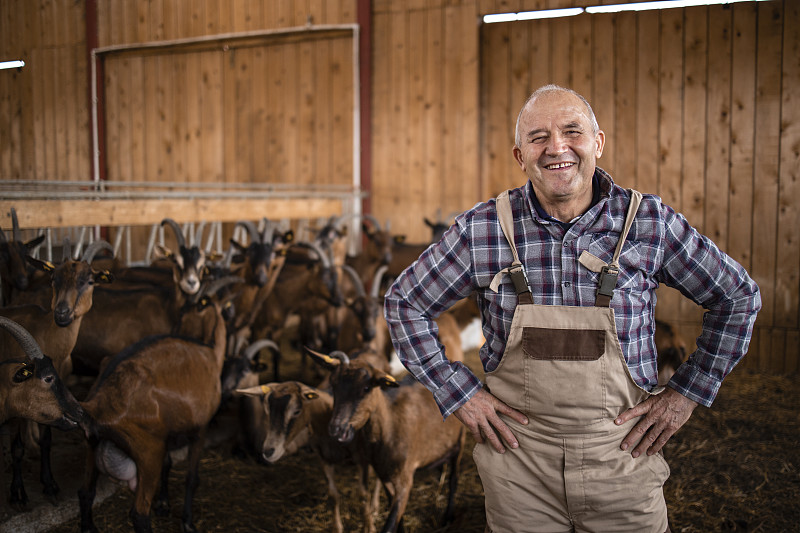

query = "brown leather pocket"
522;327;604;361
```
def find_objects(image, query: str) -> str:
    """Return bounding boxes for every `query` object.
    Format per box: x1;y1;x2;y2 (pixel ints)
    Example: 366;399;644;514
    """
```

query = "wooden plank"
0;199;344;229
636;12;659;196
728;3;757;272
119;54;134;182
593;13;615;177
388;9;408;230
458;3;480;212
172;54;188;180
776;0;800;331
104;56;120;182
705;5;732;248
407;9;427;228
316;37;333;187
331;36;353;186
298;41;316;185
550;17;571;88
425;7;444;219
42;48;58;180
757;328;772;373
480;22;510;198
786;330;799;375
129;56;145;182
570;14;592;105
751;1;784;328
770;328;786;375
281;42;298;184
234;48;253;183
200;50;224;181
371;11;391;218
144;55;160;182
681;7;706;232
158;54;176;181
185;52;202;183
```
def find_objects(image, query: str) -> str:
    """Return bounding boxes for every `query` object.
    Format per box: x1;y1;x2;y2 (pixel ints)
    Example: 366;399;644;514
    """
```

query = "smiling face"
512;89;604;221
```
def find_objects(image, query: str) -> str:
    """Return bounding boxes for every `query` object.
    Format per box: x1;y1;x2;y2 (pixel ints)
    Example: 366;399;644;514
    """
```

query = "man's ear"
595;130;605;159
512;145;525;171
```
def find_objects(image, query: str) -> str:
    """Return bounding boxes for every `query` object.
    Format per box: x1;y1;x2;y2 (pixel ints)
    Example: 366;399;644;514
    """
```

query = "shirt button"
563;281;571;287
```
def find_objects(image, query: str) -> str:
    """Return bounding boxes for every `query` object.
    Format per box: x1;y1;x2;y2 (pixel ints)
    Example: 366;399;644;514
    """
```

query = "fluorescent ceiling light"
484;8;584;23
585;0;769;14
483;0;772;22
0;60;25;70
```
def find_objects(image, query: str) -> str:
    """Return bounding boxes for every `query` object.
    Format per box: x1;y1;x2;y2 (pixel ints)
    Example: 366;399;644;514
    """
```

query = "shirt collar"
527;168;607;227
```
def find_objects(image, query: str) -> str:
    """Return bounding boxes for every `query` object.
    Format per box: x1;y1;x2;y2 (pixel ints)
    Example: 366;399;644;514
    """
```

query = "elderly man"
384;84;760;532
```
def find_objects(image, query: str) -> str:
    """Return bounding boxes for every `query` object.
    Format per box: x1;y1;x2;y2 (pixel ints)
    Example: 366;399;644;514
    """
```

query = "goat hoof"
43;482;60;498
8;489;29;509
153;499;170;517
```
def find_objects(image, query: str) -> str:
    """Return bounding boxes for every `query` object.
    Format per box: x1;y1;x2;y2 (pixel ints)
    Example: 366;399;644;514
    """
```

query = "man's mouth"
545;162;575;170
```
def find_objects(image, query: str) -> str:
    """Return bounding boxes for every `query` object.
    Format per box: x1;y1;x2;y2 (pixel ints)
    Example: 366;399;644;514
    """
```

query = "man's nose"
545;133;568;155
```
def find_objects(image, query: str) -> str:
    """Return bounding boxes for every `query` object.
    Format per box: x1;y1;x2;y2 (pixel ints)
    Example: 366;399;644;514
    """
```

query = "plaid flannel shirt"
384;168;761;418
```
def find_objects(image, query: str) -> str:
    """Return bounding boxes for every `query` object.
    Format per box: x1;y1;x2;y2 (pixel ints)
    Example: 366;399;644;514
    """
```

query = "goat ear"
234;384;271;397
207;251;223;262
94;270;115;284
152;244;173;260
281;229;294;243
25;234;45;249
26;256;55;273
305;347;341;370
393;235;406;244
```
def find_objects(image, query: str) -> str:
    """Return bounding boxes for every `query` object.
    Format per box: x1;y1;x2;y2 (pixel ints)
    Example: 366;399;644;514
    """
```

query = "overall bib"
474;190;670;533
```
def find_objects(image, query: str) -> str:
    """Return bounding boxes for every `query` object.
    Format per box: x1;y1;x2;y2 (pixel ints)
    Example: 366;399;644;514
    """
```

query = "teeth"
547;162;573;170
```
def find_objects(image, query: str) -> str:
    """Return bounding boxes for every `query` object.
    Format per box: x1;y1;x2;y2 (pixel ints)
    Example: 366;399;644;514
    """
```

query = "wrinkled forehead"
521;91;594;131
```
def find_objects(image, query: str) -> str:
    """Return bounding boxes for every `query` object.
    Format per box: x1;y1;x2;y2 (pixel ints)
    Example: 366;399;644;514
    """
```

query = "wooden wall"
1;0;798;374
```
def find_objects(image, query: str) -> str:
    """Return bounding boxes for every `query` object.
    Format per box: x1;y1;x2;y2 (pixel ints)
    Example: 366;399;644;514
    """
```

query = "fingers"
617;388;698;458
455;389;527;454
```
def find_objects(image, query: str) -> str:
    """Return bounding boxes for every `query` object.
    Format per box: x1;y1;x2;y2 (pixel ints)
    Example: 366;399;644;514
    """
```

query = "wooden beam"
0;198;343;229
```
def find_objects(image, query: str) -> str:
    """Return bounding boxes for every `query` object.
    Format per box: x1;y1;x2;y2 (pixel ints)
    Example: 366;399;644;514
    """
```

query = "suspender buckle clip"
509;264;531;295
597;265;619;298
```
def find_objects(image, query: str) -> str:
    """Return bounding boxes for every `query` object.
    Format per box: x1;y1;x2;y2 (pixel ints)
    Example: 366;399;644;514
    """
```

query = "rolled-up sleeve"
656;205;761;407
384;219;483;418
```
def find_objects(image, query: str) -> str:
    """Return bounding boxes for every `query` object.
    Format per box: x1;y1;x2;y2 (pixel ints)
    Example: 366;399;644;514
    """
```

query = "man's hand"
454;388;529;454
615;387;699;458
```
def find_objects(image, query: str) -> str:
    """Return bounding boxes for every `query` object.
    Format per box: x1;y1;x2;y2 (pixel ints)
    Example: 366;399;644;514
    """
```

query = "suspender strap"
492;191;533;305
594;189;642;307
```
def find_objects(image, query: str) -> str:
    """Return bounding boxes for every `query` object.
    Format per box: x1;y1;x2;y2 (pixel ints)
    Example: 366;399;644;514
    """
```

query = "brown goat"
0;316;83;428
0;239;113;506
308;349;465;533
77;277;237;533
235;381;369;533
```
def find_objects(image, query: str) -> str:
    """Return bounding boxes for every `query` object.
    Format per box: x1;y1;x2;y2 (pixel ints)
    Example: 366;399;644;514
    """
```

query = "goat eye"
13;367;33;383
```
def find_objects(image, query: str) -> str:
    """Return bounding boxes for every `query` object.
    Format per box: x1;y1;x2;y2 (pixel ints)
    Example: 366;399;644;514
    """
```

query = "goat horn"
160;218;186;248
11;207;21;242
61;237;72;262
234;384;272;397
370;265;389;299
243;339;280;362
260;218;275;244
0;316;44;360
81;240;113;264
202;275;244;298
334;213;361;230
361;214;383;231
296;241;332;269
341;265;366;298
235;220;260;244
329;350;350;366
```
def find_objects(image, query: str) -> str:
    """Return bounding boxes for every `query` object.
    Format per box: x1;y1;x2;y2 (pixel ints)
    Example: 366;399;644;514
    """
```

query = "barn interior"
0;0;798;531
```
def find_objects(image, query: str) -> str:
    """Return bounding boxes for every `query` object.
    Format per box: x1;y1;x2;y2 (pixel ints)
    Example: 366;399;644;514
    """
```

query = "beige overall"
474;190;670;533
